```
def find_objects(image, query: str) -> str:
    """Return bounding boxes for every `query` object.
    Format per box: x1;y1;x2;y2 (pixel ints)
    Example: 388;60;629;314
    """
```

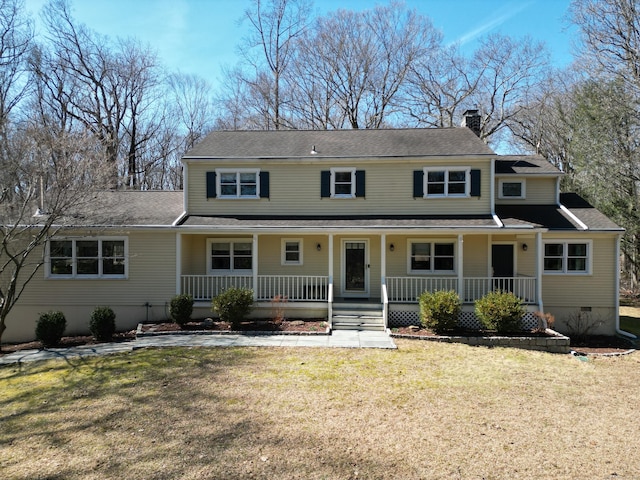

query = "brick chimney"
462;109;481;137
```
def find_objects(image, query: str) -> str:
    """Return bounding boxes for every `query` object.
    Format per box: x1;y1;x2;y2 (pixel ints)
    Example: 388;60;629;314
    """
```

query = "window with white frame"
544;241;590;274
424;168;470;197
499;179;526;199
217;169;259;198
208;239;253;273
281;239;303;265
408;240;455;273
48;238;127;278
331;167;355;197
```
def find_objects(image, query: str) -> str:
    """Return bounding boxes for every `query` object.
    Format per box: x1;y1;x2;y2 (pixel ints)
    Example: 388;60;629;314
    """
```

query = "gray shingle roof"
180;214;499;229
560;193;623;231
61;191;183;227
184;127;495;159
495;156;563;175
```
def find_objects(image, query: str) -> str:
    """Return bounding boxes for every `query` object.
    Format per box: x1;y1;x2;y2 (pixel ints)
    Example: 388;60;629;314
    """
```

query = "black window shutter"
206;171;216;198
470;169;481;197
355;170;365;197
413;170;424;197
259;171;270;198
321;171;331;198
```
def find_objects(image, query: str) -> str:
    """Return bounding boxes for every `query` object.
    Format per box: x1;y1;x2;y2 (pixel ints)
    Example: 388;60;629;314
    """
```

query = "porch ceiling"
178;214;499;229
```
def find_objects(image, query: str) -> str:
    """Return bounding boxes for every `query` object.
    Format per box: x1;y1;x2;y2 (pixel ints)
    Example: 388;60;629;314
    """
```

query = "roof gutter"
615;232;637;340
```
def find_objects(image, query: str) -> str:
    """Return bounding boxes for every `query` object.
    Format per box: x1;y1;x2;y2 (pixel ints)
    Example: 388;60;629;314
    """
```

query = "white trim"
206;238;254;274
498;178;526;199
423;167;470;198
559;203;589;230
281;238;303;265
46;236;129;279
542;239;592;275
341;239;370;297
176;233;182;294
330;167;356;198
215;168;260;199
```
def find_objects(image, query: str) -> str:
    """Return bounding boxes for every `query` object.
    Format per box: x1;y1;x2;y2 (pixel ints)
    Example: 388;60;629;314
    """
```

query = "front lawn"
1;342;639;479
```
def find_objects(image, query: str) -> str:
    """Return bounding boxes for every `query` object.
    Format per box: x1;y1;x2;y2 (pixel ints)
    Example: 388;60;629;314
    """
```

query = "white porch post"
536;232;544;312
176;232;182;295
253;234;258;301
381;233;386;283
457;234;464;300
328;234;334;283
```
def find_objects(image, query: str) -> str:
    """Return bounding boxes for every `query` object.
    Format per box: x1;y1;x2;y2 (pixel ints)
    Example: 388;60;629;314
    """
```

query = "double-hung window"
423;168;470;197
208;239;253;273
320;168;365;198
408;240;455;274
217;169;259;198
48;238;127;278
544;241;590;274
281;239;303;265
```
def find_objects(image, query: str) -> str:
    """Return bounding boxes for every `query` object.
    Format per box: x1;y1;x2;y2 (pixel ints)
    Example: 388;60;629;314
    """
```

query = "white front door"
342;240;369;297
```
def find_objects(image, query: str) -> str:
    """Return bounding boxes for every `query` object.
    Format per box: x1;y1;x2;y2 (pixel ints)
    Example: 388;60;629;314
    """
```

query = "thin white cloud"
454;1;534;46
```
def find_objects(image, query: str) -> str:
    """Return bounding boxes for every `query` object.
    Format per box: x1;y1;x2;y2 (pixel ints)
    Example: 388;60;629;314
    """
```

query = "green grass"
2;342;640;479
620;316;640;336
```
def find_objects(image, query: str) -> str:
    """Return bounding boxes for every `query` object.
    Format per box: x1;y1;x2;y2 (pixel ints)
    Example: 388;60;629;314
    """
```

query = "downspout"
491;159;503;227
615;232;636;339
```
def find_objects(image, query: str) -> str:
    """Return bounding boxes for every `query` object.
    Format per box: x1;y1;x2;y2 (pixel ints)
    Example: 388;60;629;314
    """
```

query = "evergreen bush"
170;294;194;327
212;287;254;329
474;290;525;333
35;311;67;347
89;306;116;341
418;290;461;332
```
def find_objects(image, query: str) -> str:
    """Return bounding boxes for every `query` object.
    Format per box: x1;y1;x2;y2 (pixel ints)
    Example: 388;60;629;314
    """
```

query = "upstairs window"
425;168;469;197
414;168;480;198
217;169;259;198
321;169;365;198
544;242;590;274
48;238;127;278
499;179;526;199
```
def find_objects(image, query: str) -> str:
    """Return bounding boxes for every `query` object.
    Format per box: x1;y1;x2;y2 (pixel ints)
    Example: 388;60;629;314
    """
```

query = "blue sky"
24;0;575;89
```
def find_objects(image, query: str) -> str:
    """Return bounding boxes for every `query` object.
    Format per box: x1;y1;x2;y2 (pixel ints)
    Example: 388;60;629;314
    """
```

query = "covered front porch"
176;230;545;328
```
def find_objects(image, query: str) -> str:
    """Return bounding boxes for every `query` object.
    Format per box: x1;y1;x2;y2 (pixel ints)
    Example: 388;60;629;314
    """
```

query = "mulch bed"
393;326;636;355
139;319;328;334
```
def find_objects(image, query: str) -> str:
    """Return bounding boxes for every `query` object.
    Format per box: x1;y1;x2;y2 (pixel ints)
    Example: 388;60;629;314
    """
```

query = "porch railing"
386;276;458;303
181;275;329;302
463;277;537;303
386;276;537;304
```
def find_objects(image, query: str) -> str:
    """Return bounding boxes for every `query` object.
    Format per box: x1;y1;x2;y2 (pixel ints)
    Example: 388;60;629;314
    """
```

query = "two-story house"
3;114;626;342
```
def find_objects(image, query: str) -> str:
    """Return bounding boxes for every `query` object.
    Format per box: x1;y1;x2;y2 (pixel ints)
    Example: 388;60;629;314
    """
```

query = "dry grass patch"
1;343;639;479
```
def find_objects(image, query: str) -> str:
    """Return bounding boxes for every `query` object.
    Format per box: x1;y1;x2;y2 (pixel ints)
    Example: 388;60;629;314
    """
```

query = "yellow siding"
495;177;558;205
5;231;177;342
187;159;491;217
463;235;489;276
541;235;618;308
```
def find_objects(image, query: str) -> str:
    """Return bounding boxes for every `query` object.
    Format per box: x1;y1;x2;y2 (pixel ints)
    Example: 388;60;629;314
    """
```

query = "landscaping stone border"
390;328;571;354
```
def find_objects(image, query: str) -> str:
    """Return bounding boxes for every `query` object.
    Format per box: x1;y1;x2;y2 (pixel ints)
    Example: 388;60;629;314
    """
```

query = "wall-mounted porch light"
316;243;322;251
522;243;528;251
389;243;395;252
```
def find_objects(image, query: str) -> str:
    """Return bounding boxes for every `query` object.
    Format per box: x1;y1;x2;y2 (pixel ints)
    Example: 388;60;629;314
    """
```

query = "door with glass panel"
342;240;368;297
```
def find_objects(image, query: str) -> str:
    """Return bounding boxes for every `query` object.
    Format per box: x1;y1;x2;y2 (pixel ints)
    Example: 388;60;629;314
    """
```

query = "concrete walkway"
0;330;396;365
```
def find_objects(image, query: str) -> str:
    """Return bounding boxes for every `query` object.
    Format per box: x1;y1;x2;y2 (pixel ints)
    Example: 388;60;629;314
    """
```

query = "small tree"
170;294;194;327
89;306;116;341
418;290;461;333
474;290;525;333
212;287;254;329
35;311;66;347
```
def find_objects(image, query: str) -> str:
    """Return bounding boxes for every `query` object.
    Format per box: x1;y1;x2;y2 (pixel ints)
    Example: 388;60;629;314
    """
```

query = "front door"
492;244;514;292
343;240;368;297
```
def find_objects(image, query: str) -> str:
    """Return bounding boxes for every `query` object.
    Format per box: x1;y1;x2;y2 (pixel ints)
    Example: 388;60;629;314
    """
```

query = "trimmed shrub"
170;294;194;327
474;290;525;333
212;287;254;329
418;290;461;333
35;311;67;347
89;306;116;341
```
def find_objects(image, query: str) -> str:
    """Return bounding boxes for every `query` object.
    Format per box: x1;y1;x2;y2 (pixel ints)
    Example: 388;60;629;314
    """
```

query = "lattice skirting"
389;310;538;330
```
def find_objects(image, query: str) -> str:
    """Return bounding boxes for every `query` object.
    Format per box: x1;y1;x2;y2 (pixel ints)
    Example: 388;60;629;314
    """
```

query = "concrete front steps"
331;302;386;331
